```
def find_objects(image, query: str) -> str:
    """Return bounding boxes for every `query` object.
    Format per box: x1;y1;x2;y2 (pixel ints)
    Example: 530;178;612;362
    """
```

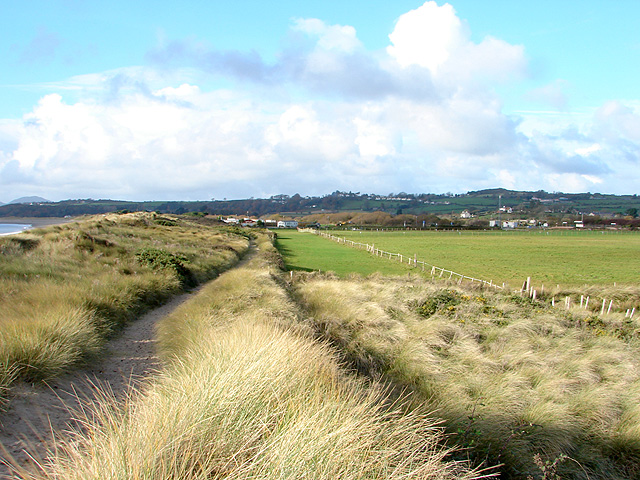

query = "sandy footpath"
0;288;203;478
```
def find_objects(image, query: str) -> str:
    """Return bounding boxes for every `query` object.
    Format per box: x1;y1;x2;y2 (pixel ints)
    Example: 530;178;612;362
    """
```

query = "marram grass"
296;274;640;479
0;212;248;395
31;243;485;480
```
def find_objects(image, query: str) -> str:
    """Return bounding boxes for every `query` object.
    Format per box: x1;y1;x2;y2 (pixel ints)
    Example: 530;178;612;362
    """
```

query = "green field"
280;229;640;287
275;231;412;277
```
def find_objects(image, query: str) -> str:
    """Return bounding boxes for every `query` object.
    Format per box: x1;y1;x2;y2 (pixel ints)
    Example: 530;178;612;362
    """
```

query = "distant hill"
9;196;51;204
0;190;637;219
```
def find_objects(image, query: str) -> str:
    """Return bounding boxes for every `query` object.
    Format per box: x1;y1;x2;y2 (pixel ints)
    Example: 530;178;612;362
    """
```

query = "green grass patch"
275;231;412;277
330;229;640;287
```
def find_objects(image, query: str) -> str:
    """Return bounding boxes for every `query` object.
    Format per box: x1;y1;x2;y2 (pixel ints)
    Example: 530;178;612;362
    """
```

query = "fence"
311;230;504;290
519;276;637;319
306;230;638;318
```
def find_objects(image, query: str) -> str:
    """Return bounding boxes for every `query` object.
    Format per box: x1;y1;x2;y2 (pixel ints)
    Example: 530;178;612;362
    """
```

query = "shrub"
135;248;196;287
417;289;462;317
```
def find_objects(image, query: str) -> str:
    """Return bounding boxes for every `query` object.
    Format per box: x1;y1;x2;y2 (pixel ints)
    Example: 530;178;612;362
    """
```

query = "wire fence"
305;230;638;318
310;230;505;290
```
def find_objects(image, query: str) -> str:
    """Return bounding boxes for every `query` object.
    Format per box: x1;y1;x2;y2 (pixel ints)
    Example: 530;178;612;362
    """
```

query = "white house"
277;220;299;228
502;220;519;229
460;210;472;219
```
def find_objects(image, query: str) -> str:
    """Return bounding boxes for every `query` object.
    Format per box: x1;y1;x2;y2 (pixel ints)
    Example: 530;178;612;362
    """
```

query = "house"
502;220;519;229
277;220;299;228
460;210;472;219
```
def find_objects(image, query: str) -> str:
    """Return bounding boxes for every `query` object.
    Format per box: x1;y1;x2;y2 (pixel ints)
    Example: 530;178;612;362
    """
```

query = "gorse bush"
416;289;462;317
0;212;249;404
135;248;195;287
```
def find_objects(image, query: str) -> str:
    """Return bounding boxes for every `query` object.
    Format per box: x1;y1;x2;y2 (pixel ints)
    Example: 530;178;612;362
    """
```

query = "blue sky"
1;0;639;202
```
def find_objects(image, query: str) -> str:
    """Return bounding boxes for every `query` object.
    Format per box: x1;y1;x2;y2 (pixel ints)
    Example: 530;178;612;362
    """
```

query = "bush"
417;289;462;317
135;248;196;287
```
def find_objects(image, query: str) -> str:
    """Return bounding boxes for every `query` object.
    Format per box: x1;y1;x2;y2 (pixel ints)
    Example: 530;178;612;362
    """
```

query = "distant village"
1;189;638;229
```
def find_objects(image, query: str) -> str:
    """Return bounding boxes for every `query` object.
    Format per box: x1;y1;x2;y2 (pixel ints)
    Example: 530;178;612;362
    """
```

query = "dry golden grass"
0;213;249;393
33;239;485;480
295;274;640;479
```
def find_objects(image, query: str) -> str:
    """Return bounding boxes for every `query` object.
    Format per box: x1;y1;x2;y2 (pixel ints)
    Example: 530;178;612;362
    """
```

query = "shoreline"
0;217;77;236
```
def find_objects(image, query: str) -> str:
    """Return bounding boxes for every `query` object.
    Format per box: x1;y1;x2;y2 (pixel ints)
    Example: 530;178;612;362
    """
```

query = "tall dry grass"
31;240;485;480
295;274;640;479
0;213;249;398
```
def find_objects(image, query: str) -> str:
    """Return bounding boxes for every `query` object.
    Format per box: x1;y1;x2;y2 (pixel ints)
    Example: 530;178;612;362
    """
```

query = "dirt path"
0;242;256;478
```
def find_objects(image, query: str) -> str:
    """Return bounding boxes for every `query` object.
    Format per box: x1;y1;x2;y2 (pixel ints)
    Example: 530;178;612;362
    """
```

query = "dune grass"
31;236;484;480
295;274;640;479
0;212;249;394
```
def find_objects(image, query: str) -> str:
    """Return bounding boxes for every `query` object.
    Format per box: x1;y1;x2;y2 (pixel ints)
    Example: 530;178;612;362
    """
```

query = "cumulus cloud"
387;1;526;84
1;1;638;201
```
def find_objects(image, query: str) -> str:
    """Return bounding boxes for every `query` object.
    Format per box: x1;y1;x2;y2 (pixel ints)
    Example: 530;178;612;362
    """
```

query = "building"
460;210;472;219
277;220;299;228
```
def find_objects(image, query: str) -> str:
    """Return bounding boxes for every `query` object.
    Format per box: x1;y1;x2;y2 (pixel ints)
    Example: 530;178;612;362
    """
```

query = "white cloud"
154;83;201;99
387;1;526;84
1;2;638;202
387;2;464;73
292;18;362;53
574;143;601;156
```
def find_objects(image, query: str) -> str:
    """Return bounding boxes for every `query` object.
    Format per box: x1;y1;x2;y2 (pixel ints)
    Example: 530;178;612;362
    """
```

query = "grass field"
275;231;412;277
303;229;640;288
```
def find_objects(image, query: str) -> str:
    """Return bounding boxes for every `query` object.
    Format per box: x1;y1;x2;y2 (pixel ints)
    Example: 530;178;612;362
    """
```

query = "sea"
0;223;32;236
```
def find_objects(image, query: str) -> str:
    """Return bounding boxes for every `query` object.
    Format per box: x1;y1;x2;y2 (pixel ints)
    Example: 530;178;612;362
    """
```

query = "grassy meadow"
31;234;482;480
306;229;640;288
0;213;249;405
275;230;411;277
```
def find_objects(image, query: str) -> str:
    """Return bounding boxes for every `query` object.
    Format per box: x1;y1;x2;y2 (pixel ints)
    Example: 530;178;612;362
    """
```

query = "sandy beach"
0;217;77;236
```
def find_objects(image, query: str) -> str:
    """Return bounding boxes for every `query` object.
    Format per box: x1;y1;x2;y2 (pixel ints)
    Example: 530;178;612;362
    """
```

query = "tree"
626;208;638;218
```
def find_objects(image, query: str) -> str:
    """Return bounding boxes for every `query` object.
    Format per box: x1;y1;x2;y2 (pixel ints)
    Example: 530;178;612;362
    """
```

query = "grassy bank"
295;274;640;479
0;212;249;405
31;235;483;480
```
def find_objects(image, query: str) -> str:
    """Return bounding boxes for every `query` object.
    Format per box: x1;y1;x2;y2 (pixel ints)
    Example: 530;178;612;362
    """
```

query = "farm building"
277;220;299;228
502;220;519;229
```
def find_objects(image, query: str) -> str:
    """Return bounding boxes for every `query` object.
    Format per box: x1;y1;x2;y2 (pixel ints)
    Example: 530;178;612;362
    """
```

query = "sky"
1;0;639;202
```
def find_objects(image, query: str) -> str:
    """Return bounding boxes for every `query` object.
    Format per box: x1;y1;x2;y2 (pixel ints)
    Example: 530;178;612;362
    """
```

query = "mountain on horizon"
9;196;51;205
